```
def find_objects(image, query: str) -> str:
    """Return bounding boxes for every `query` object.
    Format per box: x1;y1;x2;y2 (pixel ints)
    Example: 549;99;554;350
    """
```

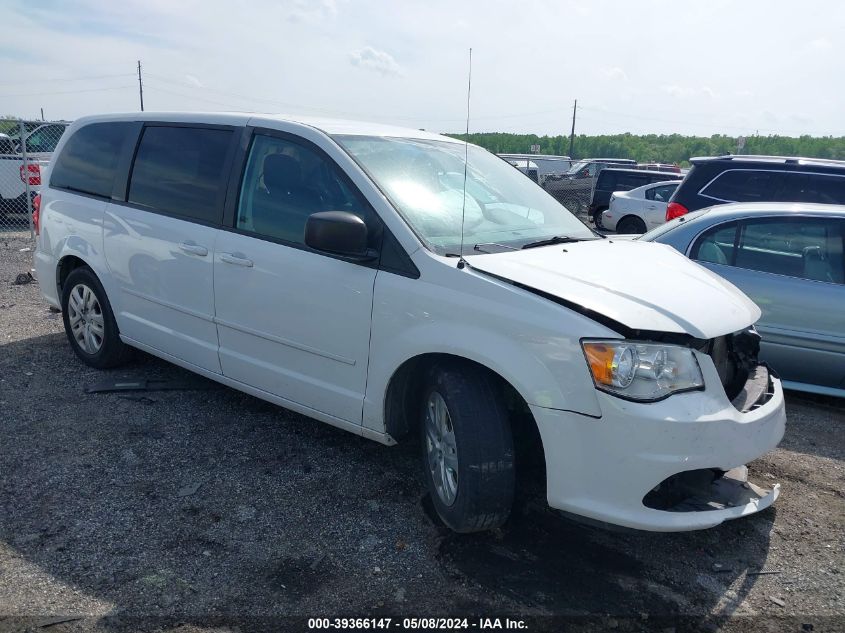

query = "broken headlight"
582;340;704;401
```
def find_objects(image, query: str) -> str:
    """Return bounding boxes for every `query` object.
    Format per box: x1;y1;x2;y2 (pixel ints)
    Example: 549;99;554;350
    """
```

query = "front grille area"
703;328;762;403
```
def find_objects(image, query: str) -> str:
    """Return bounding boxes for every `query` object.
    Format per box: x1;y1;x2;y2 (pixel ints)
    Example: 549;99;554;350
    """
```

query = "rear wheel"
420;362;515;533
61;266;132;368
617;215;647;234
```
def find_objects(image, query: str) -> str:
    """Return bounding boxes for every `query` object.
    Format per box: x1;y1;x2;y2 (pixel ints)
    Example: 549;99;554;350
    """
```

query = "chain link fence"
0;118;69;239
541;177;593;224
500;156;595;225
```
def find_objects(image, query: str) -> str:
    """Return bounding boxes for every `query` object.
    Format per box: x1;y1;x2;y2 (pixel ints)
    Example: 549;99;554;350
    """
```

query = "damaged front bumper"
533;353;786;532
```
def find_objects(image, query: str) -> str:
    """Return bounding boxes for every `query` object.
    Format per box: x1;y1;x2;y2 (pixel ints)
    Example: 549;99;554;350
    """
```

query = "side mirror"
305;211;373;260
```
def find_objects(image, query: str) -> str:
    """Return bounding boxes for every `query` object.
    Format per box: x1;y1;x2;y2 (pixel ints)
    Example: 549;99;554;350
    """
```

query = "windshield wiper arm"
474;242;519;253
521;235;590;249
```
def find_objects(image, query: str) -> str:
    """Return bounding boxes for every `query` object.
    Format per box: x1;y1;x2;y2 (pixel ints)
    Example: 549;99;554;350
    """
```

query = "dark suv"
590;168;681;224
666;155;845;221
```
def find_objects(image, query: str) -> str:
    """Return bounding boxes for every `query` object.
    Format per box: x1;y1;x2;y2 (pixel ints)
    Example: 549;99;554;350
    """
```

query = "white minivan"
34;112;786;533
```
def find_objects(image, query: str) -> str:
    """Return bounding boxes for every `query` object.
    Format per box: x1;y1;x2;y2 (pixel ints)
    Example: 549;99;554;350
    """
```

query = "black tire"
616;215;647;234
61;266;133;369
419;361;515;533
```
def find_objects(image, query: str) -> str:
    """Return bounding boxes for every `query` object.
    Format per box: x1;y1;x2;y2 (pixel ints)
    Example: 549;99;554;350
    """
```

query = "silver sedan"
640;202;845;397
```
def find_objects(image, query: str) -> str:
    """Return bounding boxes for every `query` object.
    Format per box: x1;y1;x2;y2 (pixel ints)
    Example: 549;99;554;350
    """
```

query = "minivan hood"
467;239;760;339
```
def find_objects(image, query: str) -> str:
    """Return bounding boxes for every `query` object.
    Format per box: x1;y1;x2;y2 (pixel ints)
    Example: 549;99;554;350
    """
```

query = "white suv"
34;112;786;533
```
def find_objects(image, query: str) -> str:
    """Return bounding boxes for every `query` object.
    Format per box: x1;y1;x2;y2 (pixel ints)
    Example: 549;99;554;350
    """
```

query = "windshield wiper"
474;242;519;253
521;235;592;249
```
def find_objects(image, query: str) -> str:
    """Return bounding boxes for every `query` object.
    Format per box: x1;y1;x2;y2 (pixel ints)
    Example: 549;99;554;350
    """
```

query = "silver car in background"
641;202;845;397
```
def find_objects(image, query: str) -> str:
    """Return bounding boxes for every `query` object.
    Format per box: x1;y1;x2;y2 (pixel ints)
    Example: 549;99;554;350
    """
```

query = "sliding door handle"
220;253;254;268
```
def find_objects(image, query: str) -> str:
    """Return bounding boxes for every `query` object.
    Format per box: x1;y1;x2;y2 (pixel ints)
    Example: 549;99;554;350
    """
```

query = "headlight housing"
582;340;704;401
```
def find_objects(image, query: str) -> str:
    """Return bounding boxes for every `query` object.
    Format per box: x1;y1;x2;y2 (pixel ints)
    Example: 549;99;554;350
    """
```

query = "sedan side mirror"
305;211;374;260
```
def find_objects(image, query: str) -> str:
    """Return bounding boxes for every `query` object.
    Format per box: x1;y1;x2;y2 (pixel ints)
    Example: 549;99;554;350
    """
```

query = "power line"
140;69;821;136
0;73;135;88
576;105;808;136
0;84;136;98
145;70;572;123
143;82;252;110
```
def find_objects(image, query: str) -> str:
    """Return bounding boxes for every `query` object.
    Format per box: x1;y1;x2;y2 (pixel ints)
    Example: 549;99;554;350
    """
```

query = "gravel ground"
0;234;843;633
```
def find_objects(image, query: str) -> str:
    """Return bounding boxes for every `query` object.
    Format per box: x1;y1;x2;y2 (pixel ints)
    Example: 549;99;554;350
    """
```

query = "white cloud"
185;74;203;88
287;0;339;23
600;66;628;82
348;46;403;77
661;84;717;99
809;37;832;50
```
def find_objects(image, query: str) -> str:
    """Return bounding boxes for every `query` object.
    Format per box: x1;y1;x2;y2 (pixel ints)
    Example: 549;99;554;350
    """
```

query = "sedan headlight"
582;340;704;401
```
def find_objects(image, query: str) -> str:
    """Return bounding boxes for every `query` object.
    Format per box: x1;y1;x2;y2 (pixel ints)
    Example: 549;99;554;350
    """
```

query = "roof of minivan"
71;111;459;143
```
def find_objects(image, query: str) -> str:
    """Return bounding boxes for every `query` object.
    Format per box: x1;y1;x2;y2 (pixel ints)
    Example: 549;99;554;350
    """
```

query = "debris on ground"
85;377;219;394
176;481;203;497
12;272;33;285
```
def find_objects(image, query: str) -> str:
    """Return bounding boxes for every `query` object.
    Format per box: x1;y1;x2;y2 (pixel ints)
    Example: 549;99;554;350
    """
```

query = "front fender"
363;267;610;434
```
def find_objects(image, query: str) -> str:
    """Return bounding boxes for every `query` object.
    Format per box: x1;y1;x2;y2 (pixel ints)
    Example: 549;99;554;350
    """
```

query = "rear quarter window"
50;122;133;198
700;170;776;203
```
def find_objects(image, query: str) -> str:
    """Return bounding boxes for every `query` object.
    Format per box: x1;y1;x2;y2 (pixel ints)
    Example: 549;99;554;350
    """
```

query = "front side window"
236;134;372;246
50;122;132;198
691;223;738;266
783;173;845;205
812;174;845;204
128;126;232;223
335;136;595;255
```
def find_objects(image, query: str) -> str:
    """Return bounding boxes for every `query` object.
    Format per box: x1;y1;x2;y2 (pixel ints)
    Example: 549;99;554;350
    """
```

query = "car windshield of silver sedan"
335;135;595;255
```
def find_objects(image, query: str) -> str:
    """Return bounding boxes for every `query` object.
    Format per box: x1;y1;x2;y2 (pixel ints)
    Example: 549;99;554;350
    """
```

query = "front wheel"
61;266;133;368
420;362;515;533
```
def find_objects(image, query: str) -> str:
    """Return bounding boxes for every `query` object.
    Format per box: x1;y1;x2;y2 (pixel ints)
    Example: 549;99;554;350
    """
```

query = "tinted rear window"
128;126;232;223
50;122;133;198
776;172;845;204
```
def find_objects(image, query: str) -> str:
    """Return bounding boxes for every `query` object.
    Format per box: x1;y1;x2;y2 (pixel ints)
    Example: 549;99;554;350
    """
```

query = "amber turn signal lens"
583;342;615;386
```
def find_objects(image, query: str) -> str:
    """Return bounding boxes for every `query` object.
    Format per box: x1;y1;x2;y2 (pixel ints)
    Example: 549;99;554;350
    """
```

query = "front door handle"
179;241;208;256
220;253;254;267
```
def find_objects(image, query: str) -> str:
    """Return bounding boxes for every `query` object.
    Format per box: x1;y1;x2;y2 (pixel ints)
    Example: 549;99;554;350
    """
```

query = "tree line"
446;132;845;165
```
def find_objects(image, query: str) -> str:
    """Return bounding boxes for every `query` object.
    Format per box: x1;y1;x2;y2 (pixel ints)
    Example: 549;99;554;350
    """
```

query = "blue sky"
1;0;842;137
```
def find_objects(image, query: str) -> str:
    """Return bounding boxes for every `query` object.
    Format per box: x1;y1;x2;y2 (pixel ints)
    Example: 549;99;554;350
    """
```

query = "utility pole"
568;99;577;158
40;108;45;121
137;60;144;112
